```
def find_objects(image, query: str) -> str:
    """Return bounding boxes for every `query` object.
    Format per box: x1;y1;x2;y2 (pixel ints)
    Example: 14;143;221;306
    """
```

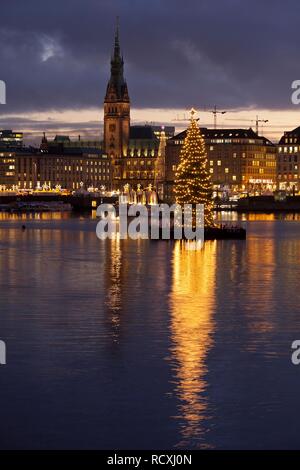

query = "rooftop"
170;127;274;145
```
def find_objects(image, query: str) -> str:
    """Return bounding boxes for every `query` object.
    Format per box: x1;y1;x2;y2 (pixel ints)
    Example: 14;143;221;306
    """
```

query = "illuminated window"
225;168;229;173
232;175;237;181
217;160;221;166
209;160;213;166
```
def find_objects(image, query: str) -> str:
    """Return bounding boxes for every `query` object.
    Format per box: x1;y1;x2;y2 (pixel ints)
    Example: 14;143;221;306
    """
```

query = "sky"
1;0;300;144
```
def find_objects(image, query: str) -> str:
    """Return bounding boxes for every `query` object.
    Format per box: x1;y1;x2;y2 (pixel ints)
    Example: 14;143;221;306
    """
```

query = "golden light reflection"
169;240;217;448
0;211;72;221
105;235;122;341
244;233;276;347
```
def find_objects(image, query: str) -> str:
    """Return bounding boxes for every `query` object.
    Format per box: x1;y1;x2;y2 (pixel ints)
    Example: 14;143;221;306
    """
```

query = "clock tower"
103;21;130;184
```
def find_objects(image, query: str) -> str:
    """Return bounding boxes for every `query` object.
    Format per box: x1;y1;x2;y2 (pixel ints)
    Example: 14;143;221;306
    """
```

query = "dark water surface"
1;212;300;449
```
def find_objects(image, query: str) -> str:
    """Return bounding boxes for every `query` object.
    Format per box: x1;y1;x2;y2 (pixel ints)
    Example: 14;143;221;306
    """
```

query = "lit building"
0;146;110;191
277;127;300;191
103;24;174;190
165;127;277;200
0;149;20;188
0;130;23;148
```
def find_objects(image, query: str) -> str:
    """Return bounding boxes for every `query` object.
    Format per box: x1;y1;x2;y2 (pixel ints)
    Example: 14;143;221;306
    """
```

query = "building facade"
0;146;110;191
165;128;277;200
103;26;173;191
0;130;23;148
103;24;130;184
277;127;300;192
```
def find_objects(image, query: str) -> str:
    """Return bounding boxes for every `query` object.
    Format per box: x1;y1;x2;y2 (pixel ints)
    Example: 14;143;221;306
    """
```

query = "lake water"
1;211;300;449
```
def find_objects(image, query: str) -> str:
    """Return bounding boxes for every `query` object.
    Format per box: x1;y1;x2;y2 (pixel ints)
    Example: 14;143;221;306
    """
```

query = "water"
1;211;300;449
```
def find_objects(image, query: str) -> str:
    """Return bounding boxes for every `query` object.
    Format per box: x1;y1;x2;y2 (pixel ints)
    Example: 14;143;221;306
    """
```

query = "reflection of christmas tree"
174;109;215;227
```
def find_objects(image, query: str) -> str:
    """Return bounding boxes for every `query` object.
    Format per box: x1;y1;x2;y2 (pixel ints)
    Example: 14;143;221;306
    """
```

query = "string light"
174;109;215;228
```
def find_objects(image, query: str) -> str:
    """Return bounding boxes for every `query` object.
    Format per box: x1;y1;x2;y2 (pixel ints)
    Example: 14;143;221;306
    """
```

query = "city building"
277;127;300;191
0;145;110;191
103;24;173;191
0;148;26;189
41;134;102;152
0;130;23;148
165;127;277;200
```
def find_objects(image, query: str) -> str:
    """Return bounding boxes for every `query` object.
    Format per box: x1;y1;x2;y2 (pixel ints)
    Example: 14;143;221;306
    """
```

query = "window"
172;165;177;171
232;175;237;181
225;168;229;173
217;160;221;166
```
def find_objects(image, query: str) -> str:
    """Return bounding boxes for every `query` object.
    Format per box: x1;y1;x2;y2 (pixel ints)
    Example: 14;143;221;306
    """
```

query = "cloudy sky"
1;0;300;143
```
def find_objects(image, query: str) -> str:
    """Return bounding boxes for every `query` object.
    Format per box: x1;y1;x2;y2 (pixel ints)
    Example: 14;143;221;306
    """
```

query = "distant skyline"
1;0;300;143
2;107;300;146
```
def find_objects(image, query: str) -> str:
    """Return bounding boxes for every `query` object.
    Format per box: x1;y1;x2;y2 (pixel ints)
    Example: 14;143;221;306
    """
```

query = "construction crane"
226;115;269;135
173;105;227;128
209;105;227;129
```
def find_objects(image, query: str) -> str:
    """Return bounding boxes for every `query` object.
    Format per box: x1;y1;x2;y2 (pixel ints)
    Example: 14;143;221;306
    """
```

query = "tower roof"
105;19;129;102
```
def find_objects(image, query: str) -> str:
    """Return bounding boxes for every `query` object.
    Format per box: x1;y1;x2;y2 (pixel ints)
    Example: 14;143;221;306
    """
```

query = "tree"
174;109;215;227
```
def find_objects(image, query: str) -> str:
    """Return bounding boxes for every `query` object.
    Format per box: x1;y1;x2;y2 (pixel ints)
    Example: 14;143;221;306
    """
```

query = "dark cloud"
0;0;299;114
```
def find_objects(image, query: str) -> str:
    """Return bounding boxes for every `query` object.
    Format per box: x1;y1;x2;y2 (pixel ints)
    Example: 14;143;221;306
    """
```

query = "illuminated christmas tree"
174;108;215;227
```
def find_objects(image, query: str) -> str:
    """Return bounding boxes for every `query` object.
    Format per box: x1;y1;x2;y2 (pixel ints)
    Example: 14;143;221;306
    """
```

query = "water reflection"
169;241;217;448
105;235;122;341
0;211;73;221
217;211;300;222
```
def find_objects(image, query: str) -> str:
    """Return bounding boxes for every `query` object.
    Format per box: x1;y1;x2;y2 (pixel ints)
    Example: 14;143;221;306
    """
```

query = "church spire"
105;17;129;102
114;15;120;55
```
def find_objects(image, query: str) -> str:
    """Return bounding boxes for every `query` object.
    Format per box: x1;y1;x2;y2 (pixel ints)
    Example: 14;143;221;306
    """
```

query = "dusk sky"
1;0;300;143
